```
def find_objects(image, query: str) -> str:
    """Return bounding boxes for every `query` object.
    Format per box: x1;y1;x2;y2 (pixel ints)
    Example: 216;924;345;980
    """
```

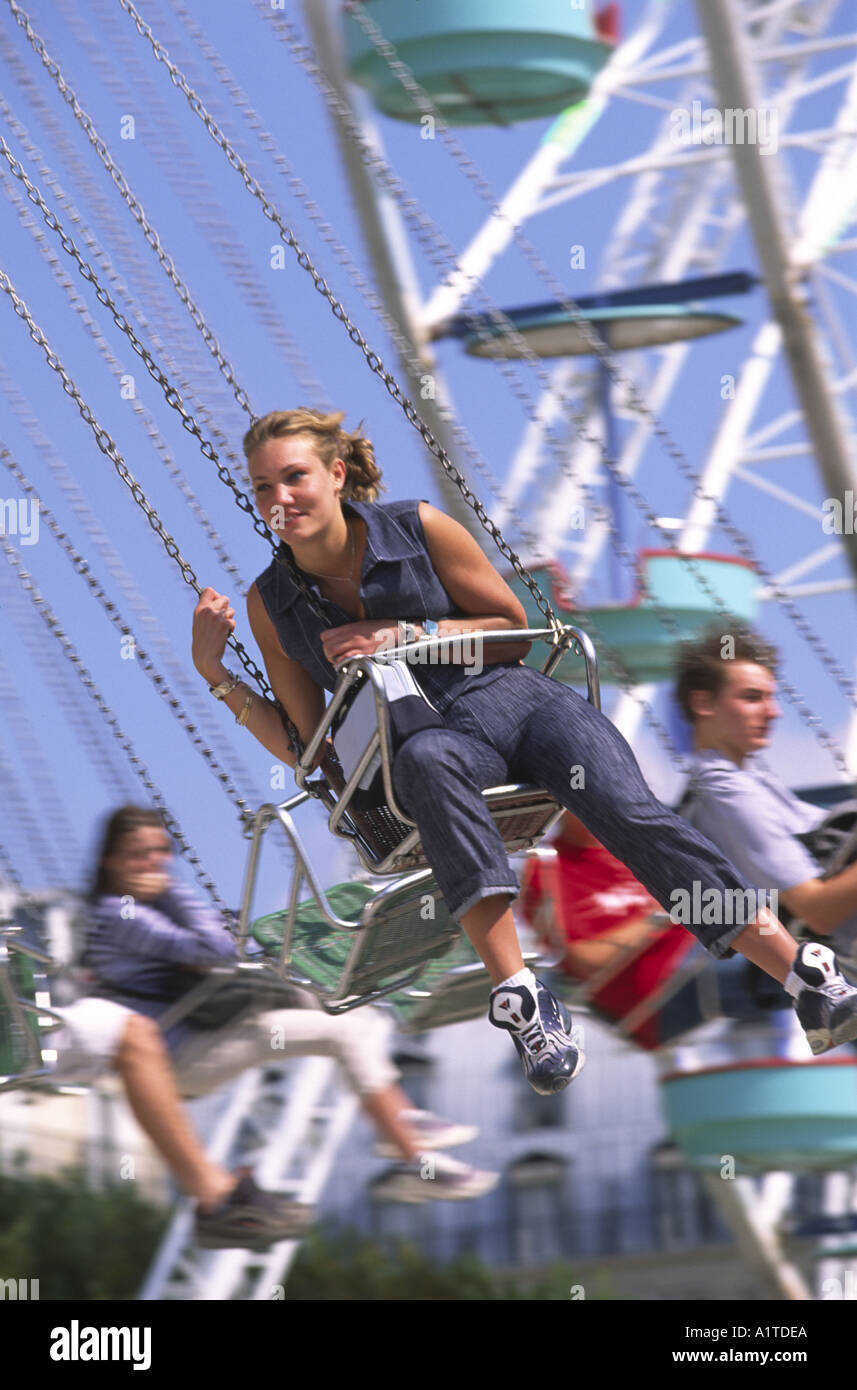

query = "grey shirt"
680;749;857;962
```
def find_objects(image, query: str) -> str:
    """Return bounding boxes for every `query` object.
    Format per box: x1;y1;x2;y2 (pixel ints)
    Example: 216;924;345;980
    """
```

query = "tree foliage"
0;1163;168;1300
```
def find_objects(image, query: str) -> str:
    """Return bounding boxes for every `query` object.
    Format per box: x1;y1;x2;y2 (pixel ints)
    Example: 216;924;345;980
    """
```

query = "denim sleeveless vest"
253;497;518;715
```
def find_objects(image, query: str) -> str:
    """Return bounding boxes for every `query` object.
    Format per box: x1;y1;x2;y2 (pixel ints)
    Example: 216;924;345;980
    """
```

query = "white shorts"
48;996;398;1100
174;1003;398;1100
50;997;134;1083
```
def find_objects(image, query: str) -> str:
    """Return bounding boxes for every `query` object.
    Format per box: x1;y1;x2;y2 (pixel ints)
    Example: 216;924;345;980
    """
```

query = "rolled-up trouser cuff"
451;879;519;923
704;918;755;960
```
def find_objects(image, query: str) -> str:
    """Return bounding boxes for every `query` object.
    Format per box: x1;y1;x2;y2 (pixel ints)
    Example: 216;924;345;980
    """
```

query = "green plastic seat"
251;877;461;1010
0;950;42;1077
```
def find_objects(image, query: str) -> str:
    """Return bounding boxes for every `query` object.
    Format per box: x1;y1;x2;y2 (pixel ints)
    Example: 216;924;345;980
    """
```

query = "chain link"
5;0;256;420
0;546;140;804
0;534;227;911
0;50;273;588
71;0;332;417
0;257;301;743
0;150;277;805
0;441;258;822
0;115;247;595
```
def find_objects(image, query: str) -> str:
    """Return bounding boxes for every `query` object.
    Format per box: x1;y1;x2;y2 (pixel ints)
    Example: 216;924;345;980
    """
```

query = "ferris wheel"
301;0;857;789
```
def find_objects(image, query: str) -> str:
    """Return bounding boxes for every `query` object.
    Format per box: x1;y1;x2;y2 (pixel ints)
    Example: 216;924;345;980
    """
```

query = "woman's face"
103;825;173;899
248;435;346;542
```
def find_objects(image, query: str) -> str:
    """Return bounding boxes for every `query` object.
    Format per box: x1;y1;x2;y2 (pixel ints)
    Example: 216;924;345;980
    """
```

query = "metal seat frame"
294;624;600;876
234;794;461;1012
227;625;599;1013
0;926;71;1092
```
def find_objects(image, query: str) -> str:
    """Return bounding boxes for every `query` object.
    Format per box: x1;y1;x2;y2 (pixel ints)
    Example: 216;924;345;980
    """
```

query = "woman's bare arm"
243;583;327;767
191;583;326;770
417;502;532;664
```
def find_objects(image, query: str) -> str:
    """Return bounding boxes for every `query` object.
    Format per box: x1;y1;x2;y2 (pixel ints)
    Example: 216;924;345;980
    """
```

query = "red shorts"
520;840;695;1050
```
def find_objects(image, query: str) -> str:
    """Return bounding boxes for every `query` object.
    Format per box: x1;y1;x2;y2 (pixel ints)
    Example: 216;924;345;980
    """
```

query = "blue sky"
1;0;855;913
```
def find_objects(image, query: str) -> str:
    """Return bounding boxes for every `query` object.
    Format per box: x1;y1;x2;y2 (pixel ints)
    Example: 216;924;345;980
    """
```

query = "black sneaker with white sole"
791;942;857;1056
195;1171;315;1251
489;978;585;1095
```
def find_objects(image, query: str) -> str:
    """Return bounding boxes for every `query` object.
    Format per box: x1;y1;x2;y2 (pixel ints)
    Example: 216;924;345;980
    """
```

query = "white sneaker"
372;1152;499;1204
374;1109;478;1158
791;942;857;1055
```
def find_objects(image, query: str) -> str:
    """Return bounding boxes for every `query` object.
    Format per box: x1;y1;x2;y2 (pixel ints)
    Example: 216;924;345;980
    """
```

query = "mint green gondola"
343;0;616;127
511;551;759;685
661;1059;857;1173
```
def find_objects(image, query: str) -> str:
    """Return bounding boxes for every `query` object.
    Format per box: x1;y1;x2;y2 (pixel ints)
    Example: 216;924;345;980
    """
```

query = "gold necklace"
302;521;358;588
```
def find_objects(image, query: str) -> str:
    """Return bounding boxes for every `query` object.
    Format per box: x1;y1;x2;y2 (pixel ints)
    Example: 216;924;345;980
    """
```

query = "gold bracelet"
209;672;242;700
235;691;254;727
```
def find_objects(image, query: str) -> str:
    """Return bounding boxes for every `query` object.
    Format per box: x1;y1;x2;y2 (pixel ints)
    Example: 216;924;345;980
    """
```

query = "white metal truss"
311;0;857;761
139;1056;357;1301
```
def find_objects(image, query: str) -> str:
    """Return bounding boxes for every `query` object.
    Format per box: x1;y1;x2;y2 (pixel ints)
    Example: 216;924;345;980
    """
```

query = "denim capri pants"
391;664;758;958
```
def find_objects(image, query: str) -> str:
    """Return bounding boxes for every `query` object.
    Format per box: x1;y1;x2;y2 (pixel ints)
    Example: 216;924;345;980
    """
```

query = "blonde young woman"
192;409;857;1094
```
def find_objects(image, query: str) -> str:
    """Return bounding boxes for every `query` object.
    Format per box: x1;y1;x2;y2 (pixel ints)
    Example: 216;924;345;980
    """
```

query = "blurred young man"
675;628;857;973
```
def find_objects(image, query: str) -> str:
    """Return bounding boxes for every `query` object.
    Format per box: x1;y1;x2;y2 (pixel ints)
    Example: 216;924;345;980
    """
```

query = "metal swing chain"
0;540;141;805
68;0;333;417
0;139;273;549
0;535;227;911
344;0;857;711
107;0;561;639
0;138;247;604
0;39;335;648
175;1;542;548
0;256;304;759
0;443;257;822
5;0;569;682
0;88;260;598
0;137;337;643
4;0;256;423
0;156;273;804
4;0;560;640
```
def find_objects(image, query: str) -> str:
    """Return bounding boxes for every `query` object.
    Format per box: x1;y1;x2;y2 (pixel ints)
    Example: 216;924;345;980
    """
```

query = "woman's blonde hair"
242;408;384;502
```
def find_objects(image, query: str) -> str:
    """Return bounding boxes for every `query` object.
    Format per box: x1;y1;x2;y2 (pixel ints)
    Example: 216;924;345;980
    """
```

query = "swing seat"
294;624;600;876
237;800;462;1012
